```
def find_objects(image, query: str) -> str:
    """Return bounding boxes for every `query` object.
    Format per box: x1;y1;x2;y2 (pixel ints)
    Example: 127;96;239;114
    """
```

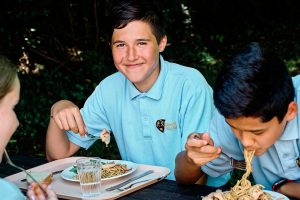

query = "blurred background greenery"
1;0;300;186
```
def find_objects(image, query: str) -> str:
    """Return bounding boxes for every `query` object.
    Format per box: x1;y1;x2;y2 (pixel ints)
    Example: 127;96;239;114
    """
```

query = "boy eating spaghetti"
175;42;300;199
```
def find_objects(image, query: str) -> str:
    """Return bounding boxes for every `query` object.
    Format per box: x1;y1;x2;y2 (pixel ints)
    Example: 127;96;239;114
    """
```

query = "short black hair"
214;42;295;122
109;0;166;44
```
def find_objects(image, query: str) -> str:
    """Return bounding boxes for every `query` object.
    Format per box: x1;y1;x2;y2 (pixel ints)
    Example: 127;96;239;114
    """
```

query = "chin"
254;150;266;156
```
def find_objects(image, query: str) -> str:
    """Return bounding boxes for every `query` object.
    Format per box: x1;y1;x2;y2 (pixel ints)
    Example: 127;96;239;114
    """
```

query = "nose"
127;46;137;61
240;132;254;148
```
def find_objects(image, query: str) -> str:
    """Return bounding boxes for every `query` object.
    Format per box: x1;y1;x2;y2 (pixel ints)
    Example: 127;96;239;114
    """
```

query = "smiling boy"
46;0;214;181
175;42;300;198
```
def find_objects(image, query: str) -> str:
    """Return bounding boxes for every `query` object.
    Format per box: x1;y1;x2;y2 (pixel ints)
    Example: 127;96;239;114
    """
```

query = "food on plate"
26;171;53;185
100;128;110;147
203;150;271;200
101;162;130;178
71;161;131;179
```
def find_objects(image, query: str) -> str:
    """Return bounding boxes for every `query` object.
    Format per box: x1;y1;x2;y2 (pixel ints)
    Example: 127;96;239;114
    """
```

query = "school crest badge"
156;119;165;133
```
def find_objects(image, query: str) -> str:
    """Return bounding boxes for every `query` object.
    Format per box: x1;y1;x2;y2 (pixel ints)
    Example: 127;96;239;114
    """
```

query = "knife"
106;170;154;191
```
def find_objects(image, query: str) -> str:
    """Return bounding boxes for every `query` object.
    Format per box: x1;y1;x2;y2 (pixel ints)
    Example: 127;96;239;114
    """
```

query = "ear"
285;101;298;121
158;35;167;52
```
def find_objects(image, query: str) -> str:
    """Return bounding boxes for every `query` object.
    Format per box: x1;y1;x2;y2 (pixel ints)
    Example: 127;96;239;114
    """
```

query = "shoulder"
94;72;126;93
163;59;211;90
101;72;125;86
0;178;25;199
292;75;300;91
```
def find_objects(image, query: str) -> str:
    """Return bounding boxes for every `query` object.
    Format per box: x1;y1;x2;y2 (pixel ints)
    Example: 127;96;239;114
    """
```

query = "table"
0;155;219;199
118;179;218;200
1;155;295;200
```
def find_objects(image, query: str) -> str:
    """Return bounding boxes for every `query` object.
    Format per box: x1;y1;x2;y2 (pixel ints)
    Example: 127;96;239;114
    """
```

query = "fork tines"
232;159;247;171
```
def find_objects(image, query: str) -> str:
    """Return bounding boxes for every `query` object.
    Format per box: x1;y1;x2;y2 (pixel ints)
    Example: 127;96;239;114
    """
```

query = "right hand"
50;100;87;136
185;132;221;166
27;183;58;200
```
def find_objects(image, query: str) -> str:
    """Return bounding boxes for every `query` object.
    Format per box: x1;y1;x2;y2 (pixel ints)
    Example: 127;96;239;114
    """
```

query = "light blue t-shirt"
0;178;25;199
67;56;215;180
202;75;300;190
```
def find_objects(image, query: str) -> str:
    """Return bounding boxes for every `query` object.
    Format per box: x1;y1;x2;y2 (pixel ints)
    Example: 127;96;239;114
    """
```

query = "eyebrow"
112;38;151;45
225;120;266;133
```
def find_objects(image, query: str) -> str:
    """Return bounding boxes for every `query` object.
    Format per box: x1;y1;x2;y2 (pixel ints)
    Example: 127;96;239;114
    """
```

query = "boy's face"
111;20;167;92
226;115;289;156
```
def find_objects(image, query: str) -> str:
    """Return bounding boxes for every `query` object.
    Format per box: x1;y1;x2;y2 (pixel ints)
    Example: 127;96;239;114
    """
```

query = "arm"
175;151;205;185
46;100;83;161
277;181;300;199
175;133;221;185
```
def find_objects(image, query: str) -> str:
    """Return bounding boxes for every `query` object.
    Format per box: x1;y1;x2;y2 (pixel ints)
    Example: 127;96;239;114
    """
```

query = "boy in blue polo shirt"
46;0;215;181
175;42;300;198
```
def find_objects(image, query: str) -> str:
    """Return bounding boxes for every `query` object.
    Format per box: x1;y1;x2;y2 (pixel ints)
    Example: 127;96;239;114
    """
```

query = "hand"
185;132;221;166
100;128;111;147
50;100;86;136
27;183;58;200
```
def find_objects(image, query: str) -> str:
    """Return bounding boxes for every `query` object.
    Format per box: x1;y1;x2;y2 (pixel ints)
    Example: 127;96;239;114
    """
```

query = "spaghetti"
203;149;271;200
74;162;131;180
102;163;130;178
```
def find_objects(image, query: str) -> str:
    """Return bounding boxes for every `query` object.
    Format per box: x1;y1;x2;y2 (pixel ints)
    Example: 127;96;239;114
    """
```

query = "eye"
251;131;264;136
137;41;147;46
115;43;125;48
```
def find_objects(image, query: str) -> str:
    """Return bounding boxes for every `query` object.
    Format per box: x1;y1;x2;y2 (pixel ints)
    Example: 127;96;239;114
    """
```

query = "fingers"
185;132;221;166
27;183;58;200
27;183;46;200
51;102;86;136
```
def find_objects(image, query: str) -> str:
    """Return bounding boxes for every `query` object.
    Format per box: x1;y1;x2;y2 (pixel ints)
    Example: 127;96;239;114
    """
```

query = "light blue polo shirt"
67;56;215;180
0;178;25;199
202;75;300;190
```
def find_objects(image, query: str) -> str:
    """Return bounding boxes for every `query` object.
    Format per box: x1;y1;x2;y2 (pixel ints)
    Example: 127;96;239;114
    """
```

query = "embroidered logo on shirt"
156;119;177;133
296;157;300;168
156;119;165;132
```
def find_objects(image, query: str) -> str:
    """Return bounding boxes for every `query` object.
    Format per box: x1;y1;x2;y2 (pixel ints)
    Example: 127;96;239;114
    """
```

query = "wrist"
272;178;293;192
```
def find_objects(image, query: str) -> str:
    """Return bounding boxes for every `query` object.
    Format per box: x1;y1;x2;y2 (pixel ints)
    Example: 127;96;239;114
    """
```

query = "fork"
191;134;246;171
3;149;48;196
220;151;246;171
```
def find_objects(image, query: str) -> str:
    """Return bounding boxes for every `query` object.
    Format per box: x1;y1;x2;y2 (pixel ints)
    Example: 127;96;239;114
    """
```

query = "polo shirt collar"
128;55;167;100
279;115;299;140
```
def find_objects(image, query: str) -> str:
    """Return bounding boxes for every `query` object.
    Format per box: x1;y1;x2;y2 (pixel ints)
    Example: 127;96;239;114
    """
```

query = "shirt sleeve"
201;110;244;177
67;82;111;149
0;179;25;200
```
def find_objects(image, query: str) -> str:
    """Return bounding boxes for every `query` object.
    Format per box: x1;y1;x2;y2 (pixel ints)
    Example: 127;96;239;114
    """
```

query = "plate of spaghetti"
61;159;137;182
263;190;289;200
202;150;289;200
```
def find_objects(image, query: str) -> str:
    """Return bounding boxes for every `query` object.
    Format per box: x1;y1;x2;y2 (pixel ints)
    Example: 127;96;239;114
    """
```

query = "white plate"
264;190;289;200
60;159;137;182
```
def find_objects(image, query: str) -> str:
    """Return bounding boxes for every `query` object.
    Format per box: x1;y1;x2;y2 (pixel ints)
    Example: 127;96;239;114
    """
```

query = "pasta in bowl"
203;150;288;200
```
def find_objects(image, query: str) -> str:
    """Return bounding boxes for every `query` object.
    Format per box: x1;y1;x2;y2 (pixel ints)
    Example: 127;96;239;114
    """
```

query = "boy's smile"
111;21;167;92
